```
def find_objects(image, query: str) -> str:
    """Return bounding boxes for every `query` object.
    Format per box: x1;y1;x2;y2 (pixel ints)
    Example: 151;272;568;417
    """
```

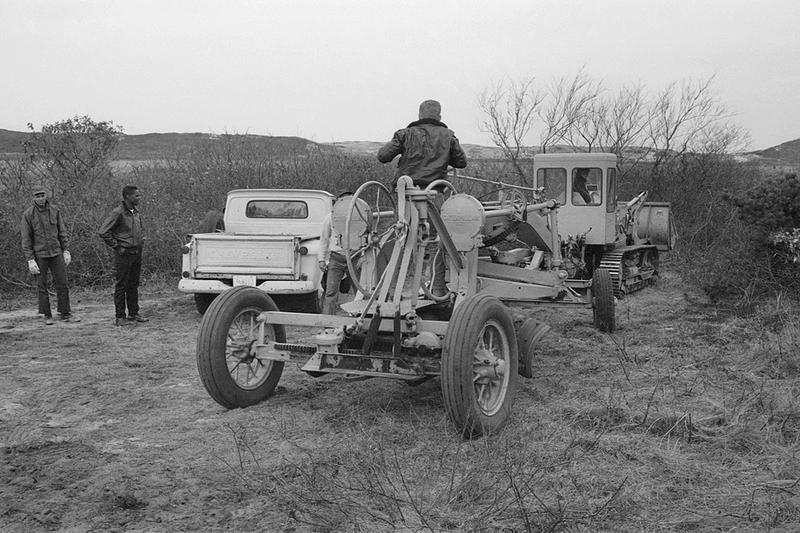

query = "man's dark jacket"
98;202;144;251
21;202;68;260
377;118;467;187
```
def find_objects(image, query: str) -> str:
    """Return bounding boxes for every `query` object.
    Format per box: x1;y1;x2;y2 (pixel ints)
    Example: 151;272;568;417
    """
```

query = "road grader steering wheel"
341;181;398;298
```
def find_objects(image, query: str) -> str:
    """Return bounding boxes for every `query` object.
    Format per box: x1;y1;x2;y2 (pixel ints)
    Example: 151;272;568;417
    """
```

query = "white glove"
28;259;40;275
63;250;72;266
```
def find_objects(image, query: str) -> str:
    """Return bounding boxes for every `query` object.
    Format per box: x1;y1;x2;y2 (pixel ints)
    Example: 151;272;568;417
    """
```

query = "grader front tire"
441;293;518;438
196;286;286;409
592;268;616;333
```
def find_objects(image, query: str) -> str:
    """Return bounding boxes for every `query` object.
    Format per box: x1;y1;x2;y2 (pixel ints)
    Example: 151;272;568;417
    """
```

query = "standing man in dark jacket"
98;185;148;326
377;100;468;297
21;187;78;324
378;99;467;187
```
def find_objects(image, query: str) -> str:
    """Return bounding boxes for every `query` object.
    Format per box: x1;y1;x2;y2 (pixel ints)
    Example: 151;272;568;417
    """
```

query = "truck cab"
533;152;619;246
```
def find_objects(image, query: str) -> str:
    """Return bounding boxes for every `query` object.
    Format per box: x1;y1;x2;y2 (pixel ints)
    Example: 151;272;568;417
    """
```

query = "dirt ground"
2;273;800;532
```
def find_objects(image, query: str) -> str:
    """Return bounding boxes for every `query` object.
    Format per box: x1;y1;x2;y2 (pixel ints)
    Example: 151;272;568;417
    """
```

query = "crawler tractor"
530;153;675;298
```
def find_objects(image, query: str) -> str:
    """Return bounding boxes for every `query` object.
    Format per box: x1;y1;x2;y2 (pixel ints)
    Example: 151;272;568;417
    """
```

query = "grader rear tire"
442;293;518;438
196;286;286;409
592;269;616;333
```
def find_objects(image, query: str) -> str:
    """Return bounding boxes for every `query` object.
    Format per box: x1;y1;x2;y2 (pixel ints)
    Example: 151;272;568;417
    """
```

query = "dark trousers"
36;254;70;317
322;252;348;315
114;248;142;318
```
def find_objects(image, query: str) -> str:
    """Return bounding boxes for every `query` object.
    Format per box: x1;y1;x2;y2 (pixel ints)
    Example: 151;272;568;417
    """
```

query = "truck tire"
196;286;285;409
194;293;217;315
441;293;518;438
197;209;225;233
592;268;616;333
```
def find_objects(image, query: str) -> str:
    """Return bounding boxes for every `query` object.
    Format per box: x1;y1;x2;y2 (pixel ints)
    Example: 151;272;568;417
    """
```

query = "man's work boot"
59;314;81;323
43;316;54;326
128;315;149;323
115;318;128;327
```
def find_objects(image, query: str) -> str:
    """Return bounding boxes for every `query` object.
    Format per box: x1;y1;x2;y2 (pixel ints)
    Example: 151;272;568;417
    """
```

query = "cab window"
537;168;566;204
572;167;602;206
607;168;617;213
246;200;309;219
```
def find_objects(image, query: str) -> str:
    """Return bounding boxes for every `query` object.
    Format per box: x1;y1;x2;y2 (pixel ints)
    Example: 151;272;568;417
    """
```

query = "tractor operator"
377;99;468;297
377;99;467;188
573;168;594;205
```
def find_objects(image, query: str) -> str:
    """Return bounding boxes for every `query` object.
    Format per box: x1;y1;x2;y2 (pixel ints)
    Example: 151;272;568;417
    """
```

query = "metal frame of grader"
196;174;616;437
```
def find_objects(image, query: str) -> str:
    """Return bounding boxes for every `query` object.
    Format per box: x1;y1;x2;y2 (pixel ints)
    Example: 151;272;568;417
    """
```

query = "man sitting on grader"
377;99;468;296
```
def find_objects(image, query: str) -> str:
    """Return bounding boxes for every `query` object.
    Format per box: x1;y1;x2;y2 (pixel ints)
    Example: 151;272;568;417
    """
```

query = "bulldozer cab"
533;153;619;246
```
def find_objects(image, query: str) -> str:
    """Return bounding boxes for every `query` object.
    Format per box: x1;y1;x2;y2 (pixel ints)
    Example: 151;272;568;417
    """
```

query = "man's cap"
418;100;442;121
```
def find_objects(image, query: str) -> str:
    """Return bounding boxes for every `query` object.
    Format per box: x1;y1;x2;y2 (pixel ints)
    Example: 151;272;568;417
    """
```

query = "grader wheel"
442;293;518;438
342;181;398;298
592;268;616;333
196;286;286;408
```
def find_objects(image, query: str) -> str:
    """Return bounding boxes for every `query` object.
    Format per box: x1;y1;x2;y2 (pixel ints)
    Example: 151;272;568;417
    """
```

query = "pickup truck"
179;189;333;313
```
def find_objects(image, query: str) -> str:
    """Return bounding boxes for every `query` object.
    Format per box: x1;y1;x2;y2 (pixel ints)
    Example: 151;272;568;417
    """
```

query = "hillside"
0;129;332;161
747;138;800;171
327;140;506;160
1;128;798;170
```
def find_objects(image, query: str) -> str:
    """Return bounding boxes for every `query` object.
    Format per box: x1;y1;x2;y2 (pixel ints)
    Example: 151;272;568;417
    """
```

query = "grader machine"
195;153;674;437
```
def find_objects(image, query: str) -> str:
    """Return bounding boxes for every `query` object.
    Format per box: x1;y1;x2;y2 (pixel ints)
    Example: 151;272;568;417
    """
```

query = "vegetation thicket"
1;72;798;312
0;117;393;289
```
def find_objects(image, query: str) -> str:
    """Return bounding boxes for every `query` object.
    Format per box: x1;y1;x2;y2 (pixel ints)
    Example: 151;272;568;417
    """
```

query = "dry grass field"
2;269;800;532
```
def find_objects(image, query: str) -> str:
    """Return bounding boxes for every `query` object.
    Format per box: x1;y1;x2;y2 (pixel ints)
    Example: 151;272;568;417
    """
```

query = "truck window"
572;168;602;206
607;168;617;213
245;200;309;219
537;168;566;204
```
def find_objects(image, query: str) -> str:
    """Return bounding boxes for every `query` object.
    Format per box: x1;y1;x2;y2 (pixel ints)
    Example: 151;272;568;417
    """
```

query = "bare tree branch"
478;77;543;185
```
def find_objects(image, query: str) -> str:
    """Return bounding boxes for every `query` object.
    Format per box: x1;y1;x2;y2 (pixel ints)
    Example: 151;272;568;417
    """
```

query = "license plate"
233;275;257;287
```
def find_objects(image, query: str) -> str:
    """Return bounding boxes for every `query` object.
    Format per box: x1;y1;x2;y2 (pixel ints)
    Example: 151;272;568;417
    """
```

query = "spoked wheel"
341;181;398;298
592;268;616;333
196;286;286;408
442;293;518;438
499;188;527;219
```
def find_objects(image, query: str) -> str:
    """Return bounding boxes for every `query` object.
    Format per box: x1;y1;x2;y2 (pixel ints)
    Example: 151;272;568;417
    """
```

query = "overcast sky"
1;0;798;150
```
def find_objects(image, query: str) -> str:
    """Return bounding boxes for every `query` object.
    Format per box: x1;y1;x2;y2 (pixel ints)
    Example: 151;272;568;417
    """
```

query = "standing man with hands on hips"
98;185;149;326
